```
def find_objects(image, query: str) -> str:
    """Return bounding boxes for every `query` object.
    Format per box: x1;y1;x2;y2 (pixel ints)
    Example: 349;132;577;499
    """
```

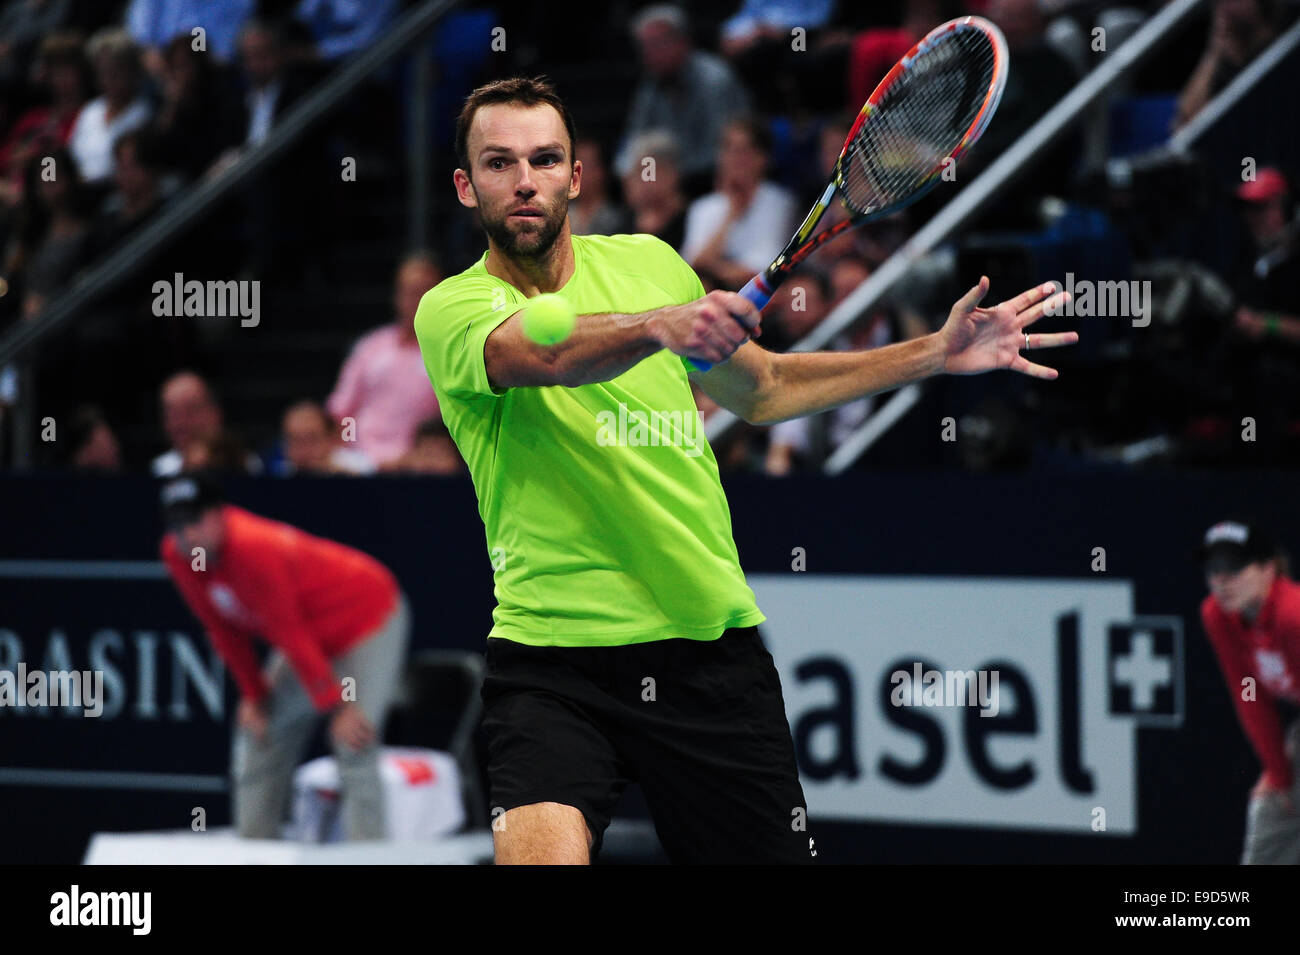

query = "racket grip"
688;274;773;373
738;274;774;312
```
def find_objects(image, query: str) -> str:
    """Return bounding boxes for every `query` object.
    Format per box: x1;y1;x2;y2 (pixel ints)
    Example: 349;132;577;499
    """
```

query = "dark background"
1;468;1294;863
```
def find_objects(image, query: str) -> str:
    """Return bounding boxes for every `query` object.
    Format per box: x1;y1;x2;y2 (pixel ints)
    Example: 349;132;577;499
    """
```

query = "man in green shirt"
416;77;1076;864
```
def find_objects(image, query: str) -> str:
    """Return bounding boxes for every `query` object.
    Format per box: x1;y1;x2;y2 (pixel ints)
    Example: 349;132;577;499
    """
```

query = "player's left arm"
692;277;1077;426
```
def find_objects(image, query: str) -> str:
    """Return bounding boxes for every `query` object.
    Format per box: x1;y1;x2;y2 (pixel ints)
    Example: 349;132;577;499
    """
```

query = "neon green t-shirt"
414;232;765;647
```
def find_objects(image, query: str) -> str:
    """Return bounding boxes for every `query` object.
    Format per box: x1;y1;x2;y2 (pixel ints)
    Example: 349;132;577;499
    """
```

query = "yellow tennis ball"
521;293;575;345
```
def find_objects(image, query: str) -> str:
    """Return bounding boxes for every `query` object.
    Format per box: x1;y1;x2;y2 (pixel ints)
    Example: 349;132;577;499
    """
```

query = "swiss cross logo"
1107;618;1183;727
391;756;437;785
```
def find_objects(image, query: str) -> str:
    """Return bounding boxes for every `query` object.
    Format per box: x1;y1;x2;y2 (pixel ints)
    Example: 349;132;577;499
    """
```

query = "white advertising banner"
750;575;1181;836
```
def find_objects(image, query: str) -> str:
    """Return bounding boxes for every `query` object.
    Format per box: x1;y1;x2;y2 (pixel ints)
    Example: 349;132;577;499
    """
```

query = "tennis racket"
690;15;1008;372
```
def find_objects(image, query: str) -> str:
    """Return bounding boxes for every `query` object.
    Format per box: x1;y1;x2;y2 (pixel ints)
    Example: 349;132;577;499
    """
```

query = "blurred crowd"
1;0;1298;476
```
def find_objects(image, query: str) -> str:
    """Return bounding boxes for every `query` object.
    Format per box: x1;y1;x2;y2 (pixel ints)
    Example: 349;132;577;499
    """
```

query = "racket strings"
840;27;996;217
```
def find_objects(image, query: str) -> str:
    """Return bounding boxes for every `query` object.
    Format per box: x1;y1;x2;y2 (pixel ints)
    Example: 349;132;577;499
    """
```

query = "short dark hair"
454;75;577;174
40;31;89;72
789;266;830;301
64;404;110;465
113;128;163;172
725;115;773;156
399;248;441;275
239;19;285;48
283;399;331;432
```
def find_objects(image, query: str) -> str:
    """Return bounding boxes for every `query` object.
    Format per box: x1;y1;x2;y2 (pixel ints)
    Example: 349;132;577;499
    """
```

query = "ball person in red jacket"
1200;519;1300;864
160;474;411;840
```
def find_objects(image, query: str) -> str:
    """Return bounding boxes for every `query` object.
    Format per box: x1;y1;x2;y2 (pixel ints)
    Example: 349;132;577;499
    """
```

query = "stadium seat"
1108;94;1178;158
383;650;488;830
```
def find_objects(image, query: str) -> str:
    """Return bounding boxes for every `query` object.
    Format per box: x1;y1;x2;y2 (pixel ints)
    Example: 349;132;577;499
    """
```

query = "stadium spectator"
277;399;375;475
0;0;73;90
159;473;411;840
67;28;152;184
5;147;92;320
720;0;836;58
769;114;856;265
126;0;256;69
326;252;443;467
63;404;122;471
1225;167;1300;462
617;130;689;250
78;129;203;400
88;130;168;257
964;0;1079;226
827;257;909;347
204;18;320;276
803;115;851;208
204;18;311;182
235;19;309;148
813;116;911;268
0;32;90;204
681;115;796;290
1198;518;1300;863
828;253;930;341
760;268;831;354
845;0;954;108
718;0;836;113
151;33;244;181
764;268;893;474
568;137;628;236
152;370;260;476
1231;168;1300;342
180;429;258;473
293;0;400;62
1176;0;1280;131
829;255;869;307
623;4;753;194
380;417;465;475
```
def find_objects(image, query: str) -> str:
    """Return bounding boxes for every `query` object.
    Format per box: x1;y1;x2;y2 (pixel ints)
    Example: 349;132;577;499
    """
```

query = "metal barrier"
701;0;1210;466
818;0;1300;473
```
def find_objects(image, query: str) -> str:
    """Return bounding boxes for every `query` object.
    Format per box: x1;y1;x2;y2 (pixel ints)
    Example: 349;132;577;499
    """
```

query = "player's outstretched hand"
939;276;1078;379
650;290;761;367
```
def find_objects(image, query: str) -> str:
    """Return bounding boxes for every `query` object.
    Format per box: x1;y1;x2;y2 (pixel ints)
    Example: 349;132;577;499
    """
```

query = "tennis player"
1199;519;1300;863
416;76;1076;864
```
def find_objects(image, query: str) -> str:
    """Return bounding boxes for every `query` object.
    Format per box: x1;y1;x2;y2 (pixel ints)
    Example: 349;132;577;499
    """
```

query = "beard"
480;196;568;262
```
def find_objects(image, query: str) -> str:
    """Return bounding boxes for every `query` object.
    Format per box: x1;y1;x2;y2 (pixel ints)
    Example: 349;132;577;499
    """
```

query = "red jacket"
161;505;399;711
1201;575;1300;789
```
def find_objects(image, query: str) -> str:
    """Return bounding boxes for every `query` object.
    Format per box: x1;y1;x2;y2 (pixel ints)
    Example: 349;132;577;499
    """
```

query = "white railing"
703;0;1210;471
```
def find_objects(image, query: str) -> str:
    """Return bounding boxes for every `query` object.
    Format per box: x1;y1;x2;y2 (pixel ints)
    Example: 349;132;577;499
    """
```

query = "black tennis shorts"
481;625;815;864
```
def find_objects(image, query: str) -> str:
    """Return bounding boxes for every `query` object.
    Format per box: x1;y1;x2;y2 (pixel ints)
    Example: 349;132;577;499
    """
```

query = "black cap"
159;473;224;530
1199;519;1275;574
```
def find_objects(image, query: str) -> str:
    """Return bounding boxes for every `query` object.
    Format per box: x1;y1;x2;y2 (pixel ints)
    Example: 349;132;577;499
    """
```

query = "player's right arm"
483;290;762;389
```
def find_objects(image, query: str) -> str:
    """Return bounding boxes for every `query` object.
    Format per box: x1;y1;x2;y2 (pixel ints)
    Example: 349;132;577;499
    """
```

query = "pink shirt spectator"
327;325;440;466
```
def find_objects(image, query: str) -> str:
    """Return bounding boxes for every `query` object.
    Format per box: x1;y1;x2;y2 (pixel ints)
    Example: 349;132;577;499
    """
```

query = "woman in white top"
68;28;152;184
681;115;796;291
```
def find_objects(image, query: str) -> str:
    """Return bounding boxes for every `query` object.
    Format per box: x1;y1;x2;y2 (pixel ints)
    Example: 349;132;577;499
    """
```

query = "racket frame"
733;16;1008;318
